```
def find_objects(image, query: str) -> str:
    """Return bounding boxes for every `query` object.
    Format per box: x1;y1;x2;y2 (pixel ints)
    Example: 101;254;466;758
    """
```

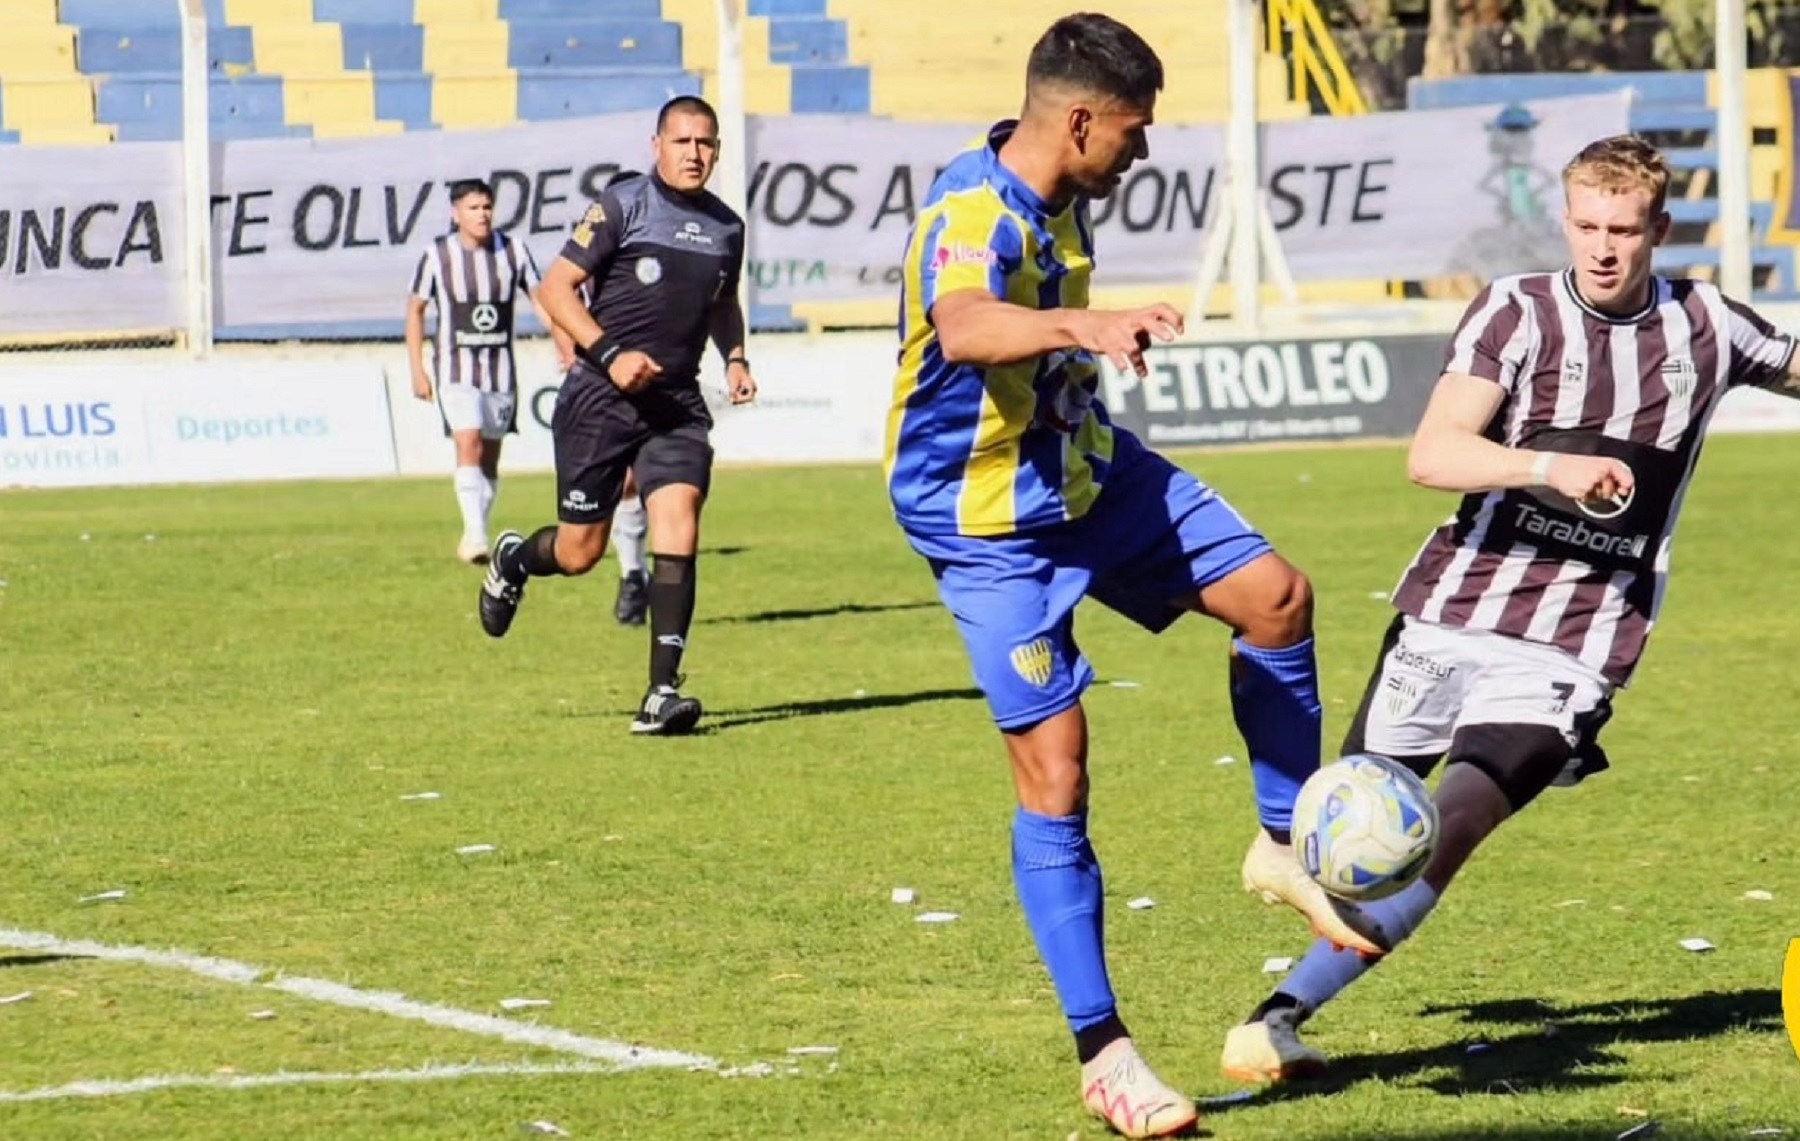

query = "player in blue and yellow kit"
885;14;1389;1138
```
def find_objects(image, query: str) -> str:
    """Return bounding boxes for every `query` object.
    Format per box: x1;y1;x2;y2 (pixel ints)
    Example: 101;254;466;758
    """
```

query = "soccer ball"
1292;754;1439;902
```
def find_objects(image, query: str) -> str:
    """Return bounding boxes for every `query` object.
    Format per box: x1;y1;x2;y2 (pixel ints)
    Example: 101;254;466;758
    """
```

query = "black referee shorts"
550;371;713;525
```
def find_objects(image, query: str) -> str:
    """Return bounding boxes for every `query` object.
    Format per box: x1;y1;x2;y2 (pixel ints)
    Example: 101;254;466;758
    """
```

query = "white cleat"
1079;1038;1198;1139
1221;1007;1328;1084
1241;831;1390;958
456;539;490;566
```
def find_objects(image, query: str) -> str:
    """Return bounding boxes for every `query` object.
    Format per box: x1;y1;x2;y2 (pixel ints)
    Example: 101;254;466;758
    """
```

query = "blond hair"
1563;135;1670;214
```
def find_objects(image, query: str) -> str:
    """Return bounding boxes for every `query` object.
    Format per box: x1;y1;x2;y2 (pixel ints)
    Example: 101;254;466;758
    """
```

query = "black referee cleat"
631;684;702;736
613;570;648;626
479;530;527;638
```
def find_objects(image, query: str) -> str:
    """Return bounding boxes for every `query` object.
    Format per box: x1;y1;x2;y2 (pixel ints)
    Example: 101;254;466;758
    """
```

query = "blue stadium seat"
790;65;868;113
373;74;434;128
767;17;846;65
500;0;663;19
56;0;178;28
507;19;682;69
515;68;699;119
0;129;19;145
97;75;287;126
314;0;415;21
76;27;253;76
1406;71;1708;110
341;23;424;72
746;0;826;14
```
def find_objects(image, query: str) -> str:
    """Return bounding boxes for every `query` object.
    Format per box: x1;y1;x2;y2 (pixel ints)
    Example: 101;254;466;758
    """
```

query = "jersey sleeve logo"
931;241;998;271
571;202;607;249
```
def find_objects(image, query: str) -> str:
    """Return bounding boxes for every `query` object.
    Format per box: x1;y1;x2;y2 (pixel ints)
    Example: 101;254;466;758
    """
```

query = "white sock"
479;473;497;537
1281;880;1441;1013
613;494;647;578
453;466;485;546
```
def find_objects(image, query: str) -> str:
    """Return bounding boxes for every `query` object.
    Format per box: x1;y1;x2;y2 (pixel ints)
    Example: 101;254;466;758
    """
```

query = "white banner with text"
0;93;1626;338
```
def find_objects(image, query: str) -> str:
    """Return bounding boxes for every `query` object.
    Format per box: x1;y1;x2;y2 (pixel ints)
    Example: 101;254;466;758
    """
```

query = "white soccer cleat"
1079;1038;1198;1139
1241;831;1391;958
456;539;490;566
1221;1006;1328;1084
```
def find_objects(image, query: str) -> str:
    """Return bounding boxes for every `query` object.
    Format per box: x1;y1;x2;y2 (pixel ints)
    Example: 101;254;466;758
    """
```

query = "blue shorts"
907;431;1272;730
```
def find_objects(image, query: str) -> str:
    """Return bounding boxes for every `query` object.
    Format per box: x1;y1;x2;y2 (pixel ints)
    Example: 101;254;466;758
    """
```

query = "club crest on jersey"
636;256;663;285
1660;355;1698;398
1561;358;1586;387
1010;638;1055;688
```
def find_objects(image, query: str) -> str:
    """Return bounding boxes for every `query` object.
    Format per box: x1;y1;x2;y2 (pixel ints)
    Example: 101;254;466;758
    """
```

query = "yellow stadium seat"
224;0;314;24
284;74;376;128
0;0;61;22
422;21;510;74
658;0;717;72
0;75;95;130
0;25;74;72
250;23;344;74
431;73;516;127
743;64;789;115
414;0;498;21
16;122;115;145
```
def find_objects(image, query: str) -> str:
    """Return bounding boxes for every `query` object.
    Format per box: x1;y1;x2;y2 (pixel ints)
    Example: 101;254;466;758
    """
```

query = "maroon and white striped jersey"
1392;268;1795;685
410;231;542;394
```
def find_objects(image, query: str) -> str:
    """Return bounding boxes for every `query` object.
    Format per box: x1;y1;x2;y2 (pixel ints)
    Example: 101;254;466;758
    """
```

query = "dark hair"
449;177;494;204
605;168;643;189
656;95;719;135
1026;13;1163;108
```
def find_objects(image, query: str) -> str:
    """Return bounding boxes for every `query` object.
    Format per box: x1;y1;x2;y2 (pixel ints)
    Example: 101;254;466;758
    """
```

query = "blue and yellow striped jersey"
884;121;1114;538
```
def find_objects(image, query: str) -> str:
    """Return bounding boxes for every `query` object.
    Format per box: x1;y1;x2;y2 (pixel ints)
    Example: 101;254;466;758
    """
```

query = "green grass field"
1;437;1795;1141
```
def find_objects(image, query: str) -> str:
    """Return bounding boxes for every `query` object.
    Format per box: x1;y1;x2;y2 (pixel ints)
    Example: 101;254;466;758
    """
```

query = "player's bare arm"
932;289;1182;375
1408;371;1633;502
543;255;661;393
531;286;575;371
707;292;755;404
403;296;433;401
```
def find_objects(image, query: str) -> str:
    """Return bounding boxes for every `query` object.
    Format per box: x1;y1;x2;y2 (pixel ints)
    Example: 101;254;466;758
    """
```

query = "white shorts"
1360;617;1614;758
438;383;516;440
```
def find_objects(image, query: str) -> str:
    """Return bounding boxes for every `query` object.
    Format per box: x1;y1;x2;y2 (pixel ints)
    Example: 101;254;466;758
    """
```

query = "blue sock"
1012;809;1116;1034
1230;636;1323;834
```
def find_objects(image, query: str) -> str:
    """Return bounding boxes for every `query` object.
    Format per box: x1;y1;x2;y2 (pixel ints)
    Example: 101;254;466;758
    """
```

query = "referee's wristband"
580;334;625;372
726;355;749;369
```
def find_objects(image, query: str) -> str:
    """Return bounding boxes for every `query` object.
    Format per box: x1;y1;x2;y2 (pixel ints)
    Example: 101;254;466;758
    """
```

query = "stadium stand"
1407;69;1799;299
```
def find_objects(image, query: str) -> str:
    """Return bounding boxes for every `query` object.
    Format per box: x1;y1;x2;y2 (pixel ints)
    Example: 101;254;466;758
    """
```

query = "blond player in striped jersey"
1222;134;1800;1083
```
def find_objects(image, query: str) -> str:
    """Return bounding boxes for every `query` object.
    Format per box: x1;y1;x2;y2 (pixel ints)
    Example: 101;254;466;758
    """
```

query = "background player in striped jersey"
885;14;1386;1137
1221;134;1800;1083
405;178;561;564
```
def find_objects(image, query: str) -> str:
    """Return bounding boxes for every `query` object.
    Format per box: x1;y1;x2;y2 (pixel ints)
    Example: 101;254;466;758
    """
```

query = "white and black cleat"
631;684;702;736
478;530;527;638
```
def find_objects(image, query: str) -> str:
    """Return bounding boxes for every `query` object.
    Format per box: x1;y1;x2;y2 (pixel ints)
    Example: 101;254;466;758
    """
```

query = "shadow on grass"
0;953;86;970
702;600;939;625
1207;989;1782;1111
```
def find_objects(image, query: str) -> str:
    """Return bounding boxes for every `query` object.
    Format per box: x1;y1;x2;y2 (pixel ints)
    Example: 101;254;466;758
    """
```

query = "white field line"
0;926;719;1072
0;1061;615;1102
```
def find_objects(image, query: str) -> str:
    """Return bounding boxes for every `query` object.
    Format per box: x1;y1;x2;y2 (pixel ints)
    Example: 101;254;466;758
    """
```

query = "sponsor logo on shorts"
1010;638;1054;688
562;487;599;514
1390;645;1453;680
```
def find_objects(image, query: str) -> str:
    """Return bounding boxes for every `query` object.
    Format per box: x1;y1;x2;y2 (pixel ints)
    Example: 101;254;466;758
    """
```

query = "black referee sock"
647;553;696;690
502;526;563;584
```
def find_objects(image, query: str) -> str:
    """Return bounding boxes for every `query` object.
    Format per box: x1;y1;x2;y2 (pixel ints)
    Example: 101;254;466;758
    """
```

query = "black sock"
647;553;696;689
502;526;562;584
1074;1013;1130;1065
1248;990;1303;1025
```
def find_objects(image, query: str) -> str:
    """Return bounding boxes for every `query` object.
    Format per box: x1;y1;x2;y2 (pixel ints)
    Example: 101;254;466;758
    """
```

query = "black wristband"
581;334;624;371
726;355;749;369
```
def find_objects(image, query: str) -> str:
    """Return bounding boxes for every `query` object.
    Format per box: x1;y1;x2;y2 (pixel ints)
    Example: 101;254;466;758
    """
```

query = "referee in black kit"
477;95;755;737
